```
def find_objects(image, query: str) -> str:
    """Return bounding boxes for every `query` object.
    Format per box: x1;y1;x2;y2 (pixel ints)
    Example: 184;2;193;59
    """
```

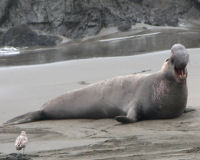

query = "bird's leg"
23;148;25;155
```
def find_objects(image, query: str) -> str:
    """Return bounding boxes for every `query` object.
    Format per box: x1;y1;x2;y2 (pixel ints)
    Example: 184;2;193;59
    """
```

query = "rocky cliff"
0;0;200;47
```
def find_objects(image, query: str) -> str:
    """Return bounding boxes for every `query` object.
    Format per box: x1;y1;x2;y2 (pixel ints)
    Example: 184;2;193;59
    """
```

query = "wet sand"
0;49;200;159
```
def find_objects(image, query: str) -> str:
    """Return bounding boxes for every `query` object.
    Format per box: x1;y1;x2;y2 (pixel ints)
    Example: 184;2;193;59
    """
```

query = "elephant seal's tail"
4;110;44;125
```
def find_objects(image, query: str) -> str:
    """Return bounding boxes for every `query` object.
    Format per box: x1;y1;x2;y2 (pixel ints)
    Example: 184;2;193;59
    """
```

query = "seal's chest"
152;81;170;103
151;81;187;118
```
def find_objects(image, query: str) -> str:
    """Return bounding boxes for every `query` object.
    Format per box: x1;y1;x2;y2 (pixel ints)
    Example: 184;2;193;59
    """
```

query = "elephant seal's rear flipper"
4;110;43;125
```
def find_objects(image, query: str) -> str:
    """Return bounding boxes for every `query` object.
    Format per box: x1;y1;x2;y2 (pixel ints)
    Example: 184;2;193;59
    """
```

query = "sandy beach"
0;48;200;159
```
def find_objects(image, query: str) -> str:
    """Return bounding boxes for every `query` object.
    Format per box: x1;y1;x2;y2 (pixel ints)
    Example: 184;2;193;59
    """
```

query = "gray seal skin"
5;43;191;125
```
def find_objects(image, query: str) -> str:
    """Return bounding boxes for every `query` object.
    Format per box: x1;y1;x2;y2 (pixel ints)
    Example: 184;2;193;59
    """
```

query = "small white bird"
15;131;28;154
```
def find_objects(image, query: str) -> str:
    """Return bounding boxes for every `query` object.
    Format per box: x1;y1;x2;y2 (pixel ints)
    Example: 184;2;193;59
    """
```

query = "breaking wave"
0;46;20;56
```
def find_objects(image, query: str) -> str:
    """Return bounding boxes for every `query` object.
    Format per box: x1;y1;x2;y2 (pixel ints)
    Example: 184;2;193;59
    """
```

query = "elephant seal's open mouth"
175;66;187;81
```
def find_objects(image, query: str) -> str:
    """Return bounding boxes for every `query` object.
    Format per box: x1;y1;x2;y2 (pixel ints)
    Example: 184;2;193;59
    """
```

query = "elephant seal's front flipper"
115;107;138;124
115;116;137;123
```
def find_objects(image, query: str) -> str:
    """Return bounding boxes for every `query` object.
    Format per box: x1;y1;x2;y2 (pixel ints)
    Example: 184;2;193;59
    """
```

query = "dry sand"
0;49;200;159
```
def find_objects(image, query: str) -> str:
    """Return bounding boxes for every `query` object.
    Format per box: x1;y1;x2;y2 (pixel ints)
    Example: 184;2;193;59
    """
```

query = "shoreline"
1;23;200;66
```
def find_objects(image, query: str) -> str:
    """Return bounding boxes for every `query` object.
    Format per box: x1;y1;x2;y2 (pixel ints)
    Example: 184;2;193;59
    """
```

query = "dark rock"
0;0;199;43
0;29;4;46
118;20;132;32
2;24;38;47
0;0;18;26
185;6;200;19
194;0;200;3
37;35;62;46
1;24;62;47
64;8;102;38
142;0;180;26
192;0;200;9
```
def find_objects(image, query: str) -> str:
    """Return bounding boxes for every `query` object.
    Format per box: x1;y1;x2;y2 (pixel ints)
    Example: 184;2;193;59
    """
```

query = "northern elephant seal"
5;44;191;125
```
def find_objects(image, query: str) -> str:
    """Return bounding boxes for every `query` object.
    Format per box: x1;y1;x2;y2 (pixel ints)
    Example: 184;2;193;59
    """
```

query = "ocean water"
0;24;200;66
